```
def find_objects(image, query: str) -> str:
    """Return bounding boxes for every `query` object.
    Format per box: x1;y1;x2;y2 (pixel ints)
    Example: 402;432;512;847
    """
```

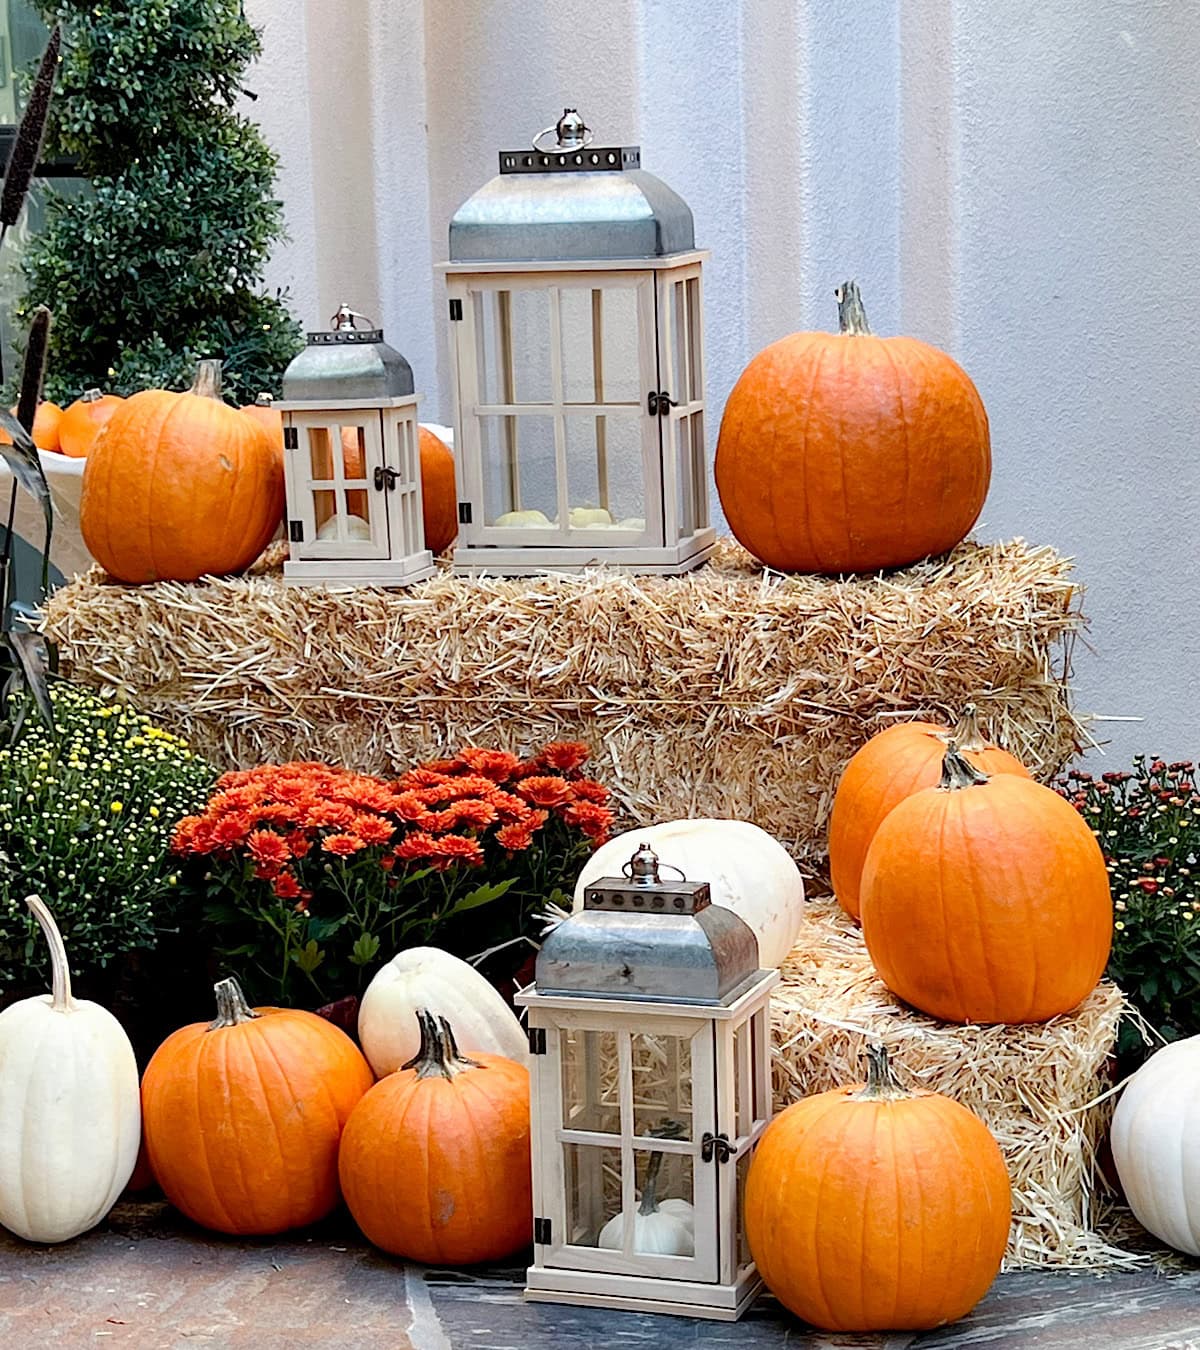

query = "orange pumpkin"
338;1010;532;1264
0;400;63;453
80;359;283;584
745;1045;1010;1332
715;281;990;574
58;389;125;458
141;977;373;1235
861;746;1113;1023
240;393;284;463
419;427;457;555
829;705;1029;919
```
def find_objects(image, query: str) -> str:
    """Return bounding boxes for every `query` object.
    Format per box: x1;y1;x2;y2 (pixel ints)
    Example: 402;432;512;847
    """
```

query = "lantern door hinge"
647;390;677;417
283;426;299;450
701;1131;738;1164
534;1216;552;1245
288;520;304;543
528;1026;547;1055
449;298;464;321
458;501;473;525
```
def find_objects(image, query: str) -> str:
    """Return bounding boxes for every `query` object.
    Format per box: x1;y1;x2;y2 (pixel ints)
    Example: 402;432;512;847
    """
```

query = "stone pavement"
1;1202;1198;1350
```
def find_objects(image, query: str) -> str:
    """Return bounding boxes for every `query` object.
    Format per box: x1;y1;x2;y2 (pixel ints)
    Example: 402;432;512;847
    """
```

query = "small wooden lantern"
276;305;434;587
515;844;778;1321
441;109;716;575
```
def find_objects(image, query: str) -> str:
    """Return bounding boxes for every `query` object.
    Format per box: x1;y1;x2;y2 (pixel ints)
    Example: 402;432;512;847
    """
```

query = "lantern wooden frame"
441;253;716;575
277;396;435;587
516;969;778;1320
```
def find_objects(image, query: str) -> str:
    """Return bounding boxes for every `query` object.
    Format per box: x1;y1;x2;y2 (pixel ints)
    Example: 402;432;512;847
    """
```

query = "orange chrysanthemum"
516;775;573;808
322;833;366;857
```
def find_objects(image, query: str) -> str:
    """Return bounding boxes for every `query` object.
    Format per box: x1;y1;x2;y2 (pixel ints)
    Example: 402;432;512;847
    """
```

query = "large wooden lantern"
516;844;778;1320
276;305;435;587
441;109;716;575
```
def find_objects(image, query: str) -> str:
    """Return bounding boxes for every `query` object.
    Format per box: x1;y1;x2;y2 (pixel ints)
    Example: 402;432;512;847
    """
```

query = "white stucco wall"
244;0;1199;763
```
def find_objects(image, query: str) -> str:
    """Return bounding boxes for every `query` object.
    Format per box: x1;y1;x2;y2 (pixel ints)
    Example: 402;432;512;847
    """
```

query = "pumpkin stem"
79;387;104;404
402;1009;484;1080
637;1118;685;1216
189;358;224;402
253;392;273;407
947;703;989;753
25;894;73;1012
208;976;259;1029
939;741;991;791
851;1043;909;1101
835;280;872;336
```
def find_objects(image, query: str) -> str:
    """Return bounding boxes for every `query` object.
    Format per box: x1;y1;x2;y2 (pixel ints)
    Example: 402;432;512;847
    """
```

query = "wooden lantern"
276;306;435;587
515;844;778;1320
441;109;716;575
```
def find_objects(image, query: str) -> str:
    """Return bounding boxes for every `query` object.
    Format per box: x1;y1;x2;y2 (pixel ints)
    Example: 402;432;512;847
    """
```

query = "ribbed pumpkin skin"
715;329;990;575
58;393;125;458
141;1005;373;1235
419;427;457;554
80;380;283;583
0;401;62;452
861;774;1112;1023
829;721;1029;919
338;1048;532;1263
744;1081;1011;1331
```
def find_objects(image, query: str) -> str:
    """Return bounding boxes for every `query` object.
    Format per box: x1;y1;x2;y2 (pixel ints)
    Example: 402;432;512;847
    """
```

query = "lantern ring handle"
331;303;373;332
621;857;686;882
532;123;595;155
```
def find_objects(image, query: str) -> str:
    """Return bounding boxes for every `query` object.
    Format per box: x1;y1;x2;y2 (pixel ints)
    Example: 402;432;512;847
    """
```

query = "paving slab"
1;1202;1198;1350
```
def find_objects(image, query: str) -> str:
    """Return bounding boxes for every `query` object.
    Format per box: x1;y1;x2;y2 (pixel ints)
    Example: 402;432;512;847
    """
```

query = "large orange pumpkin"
715;282;990;574
141;977;373;1235
829;705;1029;919
240;393;284;465
80;360;283;584
338;1010;531;1264
0;400;63;452
419;427;457;554
58;389;125;458
861;746;1113;1023
744;1045;1010;1332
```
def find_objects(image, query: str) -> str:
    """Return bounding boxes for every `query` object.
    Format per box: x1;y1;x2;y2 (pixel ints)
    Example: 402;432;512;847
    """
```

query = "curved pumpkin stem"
26;894;73;1012
403;1009;484;1080
189;358;224;402
946;703;989;753
835;281;871;336
851;1044;909;1101
209;976;259;1030
939;741;991;791
79;387;104;405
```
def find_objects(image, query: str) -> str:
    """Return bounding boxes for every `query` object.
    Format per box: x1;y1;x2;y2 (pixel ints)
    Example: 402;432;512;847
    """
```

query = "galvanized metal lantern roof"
282;304;415;402
448;108;695;263
535;845;760;1005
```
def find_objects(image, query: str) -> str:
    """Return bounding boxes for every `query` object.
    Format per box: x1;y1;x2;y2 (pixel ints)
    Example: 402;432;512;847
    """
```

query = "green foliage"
1056;756;1200;1062
0;681;215;991
16;0;302;403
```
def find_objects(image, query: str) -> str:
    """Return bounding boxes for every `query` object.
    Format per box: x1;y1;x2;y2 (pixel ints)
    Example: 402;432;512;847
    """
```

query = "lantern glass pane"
337;424;369;522
733;1021;753;1137
510;288;553;403
480;414;558;527
563;1141;622;1247
556;285;641;407
686;276;703;399
559;286;595;404
309;427;335;481
598;287;641;405
560;1027;619;1133
675;410;707;539
751;1009;768;1126
672;279;691;405
313;488;336;534
630;1146;695;1255
631;1031;692;1141
735;1148;753;1270
564;414;645;532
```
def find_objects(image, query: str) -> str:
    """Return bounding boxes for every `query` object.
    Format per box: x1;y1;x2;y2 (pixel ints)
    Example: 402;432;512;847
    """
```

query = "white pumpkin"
495;509;552;528
598;1152;695;1256
358;946;529;1077
0;896;140;1243
568;506;612;528
574;820;805;969
1111;1036;1200;1256
316;512;371;541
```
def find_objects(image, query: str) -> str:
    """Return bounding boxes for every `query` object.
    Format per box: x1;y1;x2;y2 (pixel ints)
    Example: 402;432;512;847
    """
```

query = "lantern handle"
532;108;594;155
622;843;687;885
330;302;373;332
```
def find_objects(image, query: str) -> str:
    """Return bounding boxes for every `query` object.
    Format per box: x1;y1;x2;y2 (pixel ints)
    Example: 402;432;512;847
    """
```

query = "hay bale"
773;898;1131;1268
42;537;1084;862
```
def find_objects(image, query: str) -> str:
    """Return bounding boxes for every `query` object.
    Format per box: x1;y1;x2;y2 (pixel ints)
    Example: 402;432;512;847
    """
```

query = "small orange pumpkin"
338;1011;532;1264
240;393;284;463
745;1045;1011;1332
861;746;1113;1023
80;359;283;584
715;281;990;575
829;705;1029;919
141;977;373;1235
0;400;63;453
58;389;125;458
419;427;457;555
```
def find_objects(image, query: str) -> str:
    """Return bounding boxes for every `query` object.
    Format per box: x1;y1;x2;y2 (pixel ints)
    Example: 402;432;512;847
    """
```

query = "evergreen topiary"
16;0;302;404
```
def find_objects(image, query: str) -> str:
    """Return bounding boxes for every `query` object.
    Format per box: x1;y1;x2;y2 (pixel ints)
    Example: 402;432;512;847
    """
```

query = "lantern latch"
373;465;399;492
701;1132;738;1165
647;390;677;417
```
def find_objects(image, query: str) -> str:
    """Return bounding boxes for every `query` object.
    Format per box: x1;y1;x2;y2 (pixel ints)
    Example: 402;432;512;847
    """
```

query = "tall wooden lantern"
515;844;778;1320
276;305;435;587
441;109;716;575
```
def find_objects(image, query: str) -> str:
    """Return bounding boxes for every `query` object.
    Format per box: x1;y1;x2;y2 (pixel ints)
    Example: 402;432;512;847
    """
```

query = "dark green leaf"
445;877;517;917
349;933;380;967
